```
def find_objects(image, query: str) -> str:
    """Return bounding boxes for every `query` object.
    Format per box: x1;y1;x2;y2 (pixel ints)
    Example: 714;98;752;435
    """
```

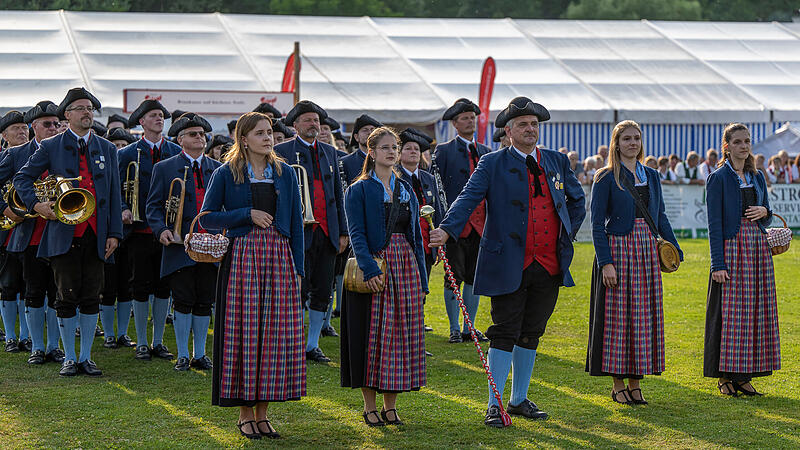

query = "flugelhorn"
165;167;188;245
292;152;318;225
124;150;142;222
6;176;95;225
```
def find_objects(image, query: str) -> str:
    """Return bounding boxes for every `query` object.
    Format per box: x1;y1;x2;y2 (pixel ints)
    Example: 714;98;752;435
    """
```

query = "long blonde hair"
594;120;644;189
718;123;755;173
356;126;402;182
224;112;283;184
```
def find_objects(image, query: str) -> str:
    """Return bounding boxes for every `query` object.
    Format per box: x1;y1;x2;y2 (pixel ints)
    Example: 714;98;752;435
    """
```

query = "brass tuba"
124;150;142;222
292;152;318;225
164;167;188;245
6;176;95;225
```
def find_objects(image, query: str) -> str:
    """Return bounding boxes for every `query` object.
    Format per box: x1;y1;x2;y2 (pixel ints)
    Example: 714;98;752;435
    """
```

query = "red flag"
282;53;299;93
477;57;496;145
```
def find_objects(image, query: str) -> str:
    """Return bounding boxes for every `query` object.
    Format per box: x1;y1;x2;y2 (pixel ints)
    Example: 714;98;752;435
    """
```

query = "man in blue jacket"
146;113;221;372
430;97;585;426
118;99;181;361
14;87;124;377
432;98;492;344
274;100;348;363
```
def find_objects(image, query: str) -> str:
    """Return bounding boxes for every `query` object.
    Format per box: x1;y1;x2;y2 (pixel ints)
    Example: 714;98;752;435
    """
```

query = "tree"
564;0;703;20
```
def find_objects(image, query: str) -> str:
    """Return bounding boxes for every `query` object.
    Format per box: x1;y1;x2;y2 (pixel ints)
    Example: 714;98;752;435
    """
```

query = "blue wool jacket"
591;165;683;268
431;137;491;206
0;140;39;252
398;167;444;227
706;163;772;272
344;175;428;293
200;161;305;276
13;131;123;261
440;147;585;294
341;150;366;186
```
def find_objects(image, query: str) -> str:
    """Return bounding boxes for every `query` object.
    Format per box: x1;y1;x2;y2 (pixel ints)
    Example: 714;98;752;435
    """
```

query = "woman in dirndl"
587;120;683;405
341;127;429;427
201;111;306;439
705;123;780;397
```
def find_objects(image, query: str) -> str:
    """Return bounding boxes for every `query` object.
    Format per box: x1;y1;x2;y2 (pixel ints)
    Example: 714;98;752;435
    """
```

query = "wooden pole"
293;41;300;104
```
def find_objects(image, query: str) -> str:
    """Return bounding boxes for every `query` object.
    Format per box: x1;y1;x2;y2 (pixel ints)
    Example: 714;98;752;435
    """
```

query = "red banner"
477;57;496;145
282;53;299;93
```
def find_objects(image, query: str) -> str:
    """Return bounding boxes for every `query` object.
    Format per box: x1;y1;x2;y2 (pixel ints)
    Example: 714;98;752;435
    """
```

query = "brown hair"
718;123;755;173
595;120;644;189
356;126;402;182
224;112;283;184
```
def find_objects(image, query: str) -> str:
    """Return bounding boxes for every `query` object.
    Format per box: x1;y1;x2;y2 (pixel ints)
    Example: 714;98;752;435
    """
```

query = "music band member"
14;87;123;377
430;97;585;426
432;98;491;344
705;123;780;397
106;114;129;132
106;127;136;150
274;100;348;364
271;119;294;146
587;121;682;405
341;114;382;186
341;127;428;427
0;102;62;364
203;112;306;440
119;99;181;360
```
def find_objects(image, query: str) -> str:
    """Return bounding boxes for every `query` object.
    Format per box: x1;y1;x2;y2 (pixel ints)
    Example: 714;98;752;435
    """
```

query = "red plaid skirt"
219;227;305;402
364;234;426;392
718;220;781;373
601;219;665;375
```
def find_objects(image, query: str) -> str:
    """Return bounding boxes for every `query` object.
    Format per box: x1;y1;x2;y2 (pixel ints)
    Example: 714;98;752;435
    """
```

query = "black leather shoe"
135;345;152;360
165;313;174;325
46;348;65;363
5;338;19;353
448;330;462;344
484;405;504;428
426;350;433;357
321;326;339;338
190;355;212;370
78;360;102;377
424;324;433;332
174;357;191;371
94;326;104;337
507;399;548;420
463;330;489;342
306;347;331;363
28;349;46;365
59;360;79;377
116;335;136;348
380;408;404;426
103;336;118;349
18;338;32;352
151;344;174;360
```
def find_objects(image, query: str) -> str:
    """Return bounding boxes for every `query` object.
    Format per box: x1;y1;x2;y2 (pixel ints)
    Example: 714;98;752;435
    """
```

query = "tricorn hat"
494;96;550;129
442;98;480;121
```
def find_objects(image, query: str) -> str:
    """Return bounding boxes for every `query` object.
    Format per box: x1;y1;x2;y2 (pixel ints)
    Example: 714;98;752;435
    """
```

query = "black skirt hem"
214;396;302;407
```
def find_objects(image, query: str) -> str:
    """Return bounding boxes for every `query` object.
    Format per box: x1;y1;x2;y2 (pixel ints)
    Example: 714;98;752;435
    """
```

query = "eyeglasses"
376;144;399;152
180;131;206;139
66;106;95;112
39;121;59;129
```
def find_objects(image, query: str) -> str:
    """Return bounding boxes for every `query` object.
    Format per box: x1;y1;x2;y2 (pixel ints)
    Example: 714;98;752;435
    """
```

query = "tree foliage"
564;0;702;21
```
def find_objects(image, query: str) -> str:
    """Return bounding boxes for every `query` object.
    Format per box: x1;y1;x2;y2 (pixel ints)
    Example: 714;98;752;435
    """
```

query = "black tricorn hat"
442;98;480;121
128;100;169;128
323;116;341;131
253;102;282;119
0;110;26;134
272;119;295;138
171;109;187;123
106;127;137;144
106;113;129;129
348;114;382;148
399;128;432;152
492;127;506;143
227;119;238;135
332;131;344;142
206;134;233;151
56;87;101;119
168;114;212;137
494;96;550;129
24;101;59;124
91;120;108;137
283;100;327;127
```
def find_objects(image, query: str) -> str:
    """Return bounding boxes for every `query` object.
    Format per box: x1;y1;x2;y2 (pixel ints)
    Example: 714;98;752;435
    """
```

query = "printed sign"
123;89;294;116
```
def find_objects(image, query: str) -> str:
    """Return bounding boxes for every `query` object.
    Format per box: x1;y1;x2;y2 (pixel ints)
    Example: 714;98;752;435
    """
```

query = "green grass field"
0;239;798;449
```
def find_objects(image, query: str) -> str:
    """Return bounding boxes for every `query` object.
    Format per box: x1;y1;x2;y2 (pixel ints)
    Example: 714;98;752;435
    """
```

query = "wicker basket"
184;211;229;263
767;213;792;256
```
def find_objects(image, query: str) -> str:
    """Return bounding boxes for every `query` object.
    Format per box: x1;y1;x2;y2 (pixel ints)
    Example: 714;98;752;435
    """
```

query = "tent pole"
293;41;300;104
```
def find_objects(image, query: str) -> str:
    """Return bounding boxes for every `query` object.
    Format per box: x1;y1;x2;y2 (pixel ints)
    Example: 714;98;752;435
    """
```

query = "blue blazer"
0;141;42;252
590;166;683;268
274;138;347;251
398;168;444;228
118;138;181;235
341;150;366;186
432;138;491;206
145;153;222;277
13;132;123;261
439;147;586;294
706;163;772;272
344;176;428;293
199;162;305;276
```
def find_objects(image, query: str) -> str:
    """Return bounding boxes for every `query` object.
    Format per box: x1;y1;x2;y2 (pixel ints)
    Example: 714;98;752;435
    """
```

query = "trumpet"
6;176;95;225
165;167;188;245
124;150;142;222
292;152;318;225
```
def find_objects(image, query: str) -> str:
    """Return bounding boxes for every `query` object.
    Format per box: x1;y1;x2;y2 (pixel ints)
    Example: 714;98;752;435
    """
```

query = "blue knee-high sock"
334;275;343;313
45;307;60;353
462;284;480;334
487;348;513;408
58;316;78;362
132;300;150;346
191;314;210;359
443;287;461;333
509;346;537;406
99;305;116;338
78;313;98;363
1;300;19;340
116;301;132;338
322;300;333;329
25;305;46;352
151;297;169;346
17;298;29;340
173;311;192;359
306;310;325;352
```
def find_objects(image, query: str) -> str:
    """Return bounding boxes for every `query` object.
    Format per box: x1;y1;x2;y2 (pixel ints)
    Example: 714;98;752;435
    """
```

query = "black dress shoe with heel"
734;381;763;397
717;380;738;397
507;399;548;420
27;350;46;365
18;338;32;352
321;326;339;338
59;360;78;377
380;408;404;426
237;421;261;440
256;419;280;438
448;330;462;344
78;360;102;377
151;344;174;360
5;339;19;353
103;336;118;349
362;410;385;427
612;388;634;405
629;388;648;405
462;330;489;342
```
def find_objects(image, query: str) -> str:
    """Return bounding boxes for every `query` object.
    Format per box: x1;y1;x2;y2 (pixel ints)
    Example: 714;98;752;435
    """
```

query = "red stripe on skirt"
602;219;665;375
364;233;426;391
220;226;306;402
719;219;781;373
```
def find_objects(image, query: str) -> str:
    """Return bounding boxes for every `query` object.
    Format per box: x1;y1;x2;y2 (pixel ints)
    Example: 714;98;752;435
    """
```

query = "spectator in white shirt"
698;148;718;181
790;153;800;184
674;151;705;185
767;155;786;184
657;156;677;184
